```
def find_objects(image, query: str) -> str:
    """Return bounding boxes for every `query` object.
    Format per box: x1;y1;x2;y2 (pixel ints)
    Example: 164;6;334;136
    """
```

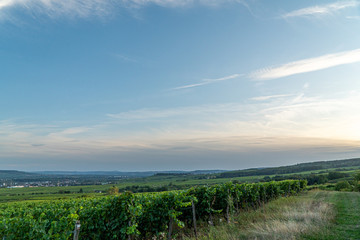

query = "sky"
1;0;360;171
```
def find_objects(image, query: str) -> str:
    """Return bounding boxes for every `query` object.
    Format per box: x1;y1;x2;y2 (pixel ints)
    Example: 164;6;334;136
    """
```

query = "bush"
107;186;119;195
335;181;351;191
328;171;349;180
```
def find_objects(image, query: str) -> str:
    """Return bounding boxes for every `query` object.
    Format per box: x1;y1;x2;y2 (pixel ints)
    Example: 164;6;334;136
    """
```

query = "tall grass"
181;191;333;240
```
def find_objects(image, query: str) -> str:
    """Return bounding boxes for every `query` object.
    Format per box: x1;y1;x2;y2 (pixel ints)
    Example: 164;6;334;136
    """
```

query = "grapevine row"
0;180;307;239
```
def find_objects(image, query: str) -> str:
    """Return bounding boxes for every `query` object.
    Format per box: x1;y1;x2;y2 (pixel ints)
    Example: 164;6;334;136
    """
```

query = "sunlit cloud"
1;91;360;170
0;0;18;10
171;74;242;90
282;1;359;19
250;48;360;80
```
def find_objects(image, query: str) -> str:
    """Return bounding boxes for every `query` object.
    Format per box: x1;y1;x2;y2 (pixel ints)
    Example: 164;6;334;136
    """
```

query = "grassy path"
303;191;360;240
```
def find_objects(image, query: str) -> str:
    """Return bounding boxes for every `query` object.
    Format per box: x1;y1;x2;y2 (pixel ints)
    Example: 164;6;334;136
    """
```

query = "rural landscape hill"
2;158;360;181
0;170;39;180
219;158;360;178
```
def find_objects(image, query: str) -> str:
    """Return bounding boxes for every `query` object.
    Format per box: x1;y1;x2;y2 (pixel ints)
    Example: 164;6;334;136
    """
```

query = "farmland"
0;180;306;239
1;158;360;203
1;158;360;239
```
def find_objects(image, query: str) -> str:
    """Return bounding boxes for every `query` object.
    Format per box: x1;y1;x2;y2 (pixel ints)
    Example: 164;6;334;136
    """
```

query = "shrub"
335;181;351;191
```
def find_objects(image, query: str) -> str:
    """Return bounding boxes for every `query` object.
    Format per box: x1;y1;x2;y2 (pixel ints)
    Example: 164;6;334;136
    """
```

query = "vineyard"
0;180;307;239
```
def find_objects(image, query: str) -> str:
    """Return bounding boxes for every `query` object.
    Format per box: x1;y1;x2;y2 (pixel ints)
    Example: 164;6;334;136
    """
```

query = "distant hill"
32;171;156;177
33;170;227;177
4;158;360;181
0;170;40;180
219;158;360;178
154;170;225;176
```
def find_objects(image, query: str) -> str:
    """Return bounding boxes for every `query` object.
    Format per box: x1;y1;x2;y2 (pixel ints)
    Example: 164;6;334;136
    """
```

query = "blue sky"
1;0;360;171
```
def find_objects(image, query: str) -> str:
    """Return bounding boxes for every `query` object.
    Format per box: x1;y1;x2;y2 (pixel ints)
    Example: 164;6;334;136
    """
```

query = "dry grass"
247;199;333;239
181;191;334;240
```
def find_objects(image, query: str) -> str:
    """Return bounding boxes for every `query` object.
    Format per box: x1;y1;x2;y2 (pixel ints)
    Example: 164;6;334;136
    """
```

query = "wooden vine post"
235;191;239;212
288;182;291;197
73;220;81;240
167;217;174;240
128;220;132;240
226;189;230;224
208;196;216;226
191;200;198;239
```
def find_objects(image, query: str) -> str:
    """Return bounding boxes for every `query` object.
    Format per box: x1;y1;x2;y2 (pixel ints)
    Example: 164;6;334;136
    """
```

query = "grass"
181;191;333;240
302;191;360;240
180;190;360;240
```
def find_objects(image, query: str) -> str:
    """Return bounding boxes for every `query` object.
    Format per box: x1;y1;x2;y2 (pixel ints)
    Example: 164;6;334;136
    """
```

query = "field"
1;165;358;203
1;178;360;239
0;180;306;239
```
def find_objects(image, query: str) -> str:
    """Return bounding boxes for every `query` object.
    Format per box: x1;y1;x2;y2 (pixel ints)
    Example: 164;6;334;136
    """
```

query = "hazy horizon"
1;0;360;171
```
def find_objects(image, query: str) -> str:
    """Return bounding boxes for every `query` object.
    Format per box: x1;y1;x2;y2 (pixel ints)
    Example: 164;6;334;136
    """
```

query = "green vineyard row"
0;180;307;239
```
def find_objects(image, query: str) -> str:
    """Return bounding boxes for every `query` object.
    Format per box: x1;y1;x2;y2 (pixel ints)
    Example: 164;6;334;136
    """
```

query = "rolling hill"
219;158;360;178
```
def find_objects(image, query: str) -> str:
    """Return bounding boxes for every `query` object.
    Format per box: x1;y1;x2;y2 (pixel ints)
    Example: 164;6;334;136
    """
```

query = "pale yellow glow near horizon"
0;92;359;158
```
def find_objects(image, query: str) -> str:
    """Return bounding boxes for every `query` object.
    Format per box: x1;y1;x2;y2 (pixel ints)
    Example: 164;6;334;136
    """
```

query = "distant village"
1;179;117;188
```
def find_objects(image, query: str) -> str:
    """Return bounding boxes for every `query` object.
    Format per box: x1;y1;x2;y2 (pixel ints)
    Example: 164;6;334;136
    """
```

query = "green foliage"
107;186;119;195
353;171;360;182
79;192;141;239
0;180;307;240
328;171;349;180
137;191;193;238
335;181;351;191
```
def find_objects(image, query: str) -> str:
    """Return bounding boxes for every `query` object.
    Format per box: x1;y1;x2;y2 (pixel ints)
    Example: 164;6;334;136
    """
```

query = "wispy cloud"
107;103;245;120
114;54;138;63
0;0;115;19
250;48;360;81
0;0;243;22
2;92;360;170
251;94;293;101
346;15;360;20
124;0;243;8
0;0;18;10
107;91;360;142
172;74;242;90
282;1;359;19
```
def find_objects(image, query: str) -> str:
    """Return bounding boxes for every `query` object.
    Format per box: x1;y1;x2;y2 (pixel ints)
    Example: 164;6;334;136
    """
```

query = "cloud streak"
2;92;360;170
282;1;359;19
107;103;246;120
250;48;360;80
172;74;242;90
0;0;115;19
0;0;243;21
250;94;293;101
